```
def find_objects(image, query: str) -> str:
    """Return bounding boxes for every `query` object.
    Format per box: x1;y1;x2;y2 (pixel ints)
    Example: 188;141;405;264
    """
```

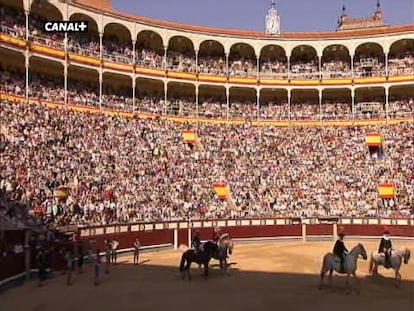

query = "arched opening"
29;56;64;102
136;30;164;69
290;45;318;79
354;43;385;77
167;82;195;116
0;0;25;37
321;45;351;79
198;40;226;76
0;47;25;96
102;23;132;64
291;89;319;120
388;85;414;118
354;87;385;119
67;65;99;108
198;85;226;119
167;36;195;73
229;87;256;120
102;72;132;111
321;88;352;120
259;88;288;120
29;0;64;47
259;45;287;79
68;13;99;57
135;77;164;114
229;43;256;78
388;39;414;76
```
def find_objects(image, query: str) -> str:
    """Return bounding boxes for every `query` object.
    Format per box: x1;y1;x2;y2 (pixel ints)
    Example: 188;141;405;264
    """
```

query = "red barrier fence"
77;218;414;251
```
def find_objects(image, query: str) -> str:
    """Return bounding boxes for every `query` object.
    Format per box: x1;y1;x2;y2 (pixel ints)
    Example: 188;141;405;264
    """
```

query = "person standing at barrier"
77;240;84;273
65;248;74;286
94;249;101;286
111;240;119;264
133;238;141;265
37;248;47;287
105;240;111;274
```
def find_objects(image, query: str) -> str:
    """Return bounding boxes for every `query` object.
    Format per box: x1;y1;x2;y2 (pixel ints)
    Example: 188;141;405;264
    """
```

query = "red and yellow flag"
53;186;70;199
378;183;395;199
213;182;228;200
365;132;382;146
182;130;197;144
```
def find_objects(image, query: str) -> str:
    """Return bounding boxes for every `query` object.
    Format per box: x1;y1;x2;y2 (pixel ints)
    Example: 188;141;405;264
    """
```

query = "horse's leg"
345;273;351;295
352;272;360;295
319;268;326;290
328;269;334;289
203;262;209;278
394;269;401;288
186;262;191;280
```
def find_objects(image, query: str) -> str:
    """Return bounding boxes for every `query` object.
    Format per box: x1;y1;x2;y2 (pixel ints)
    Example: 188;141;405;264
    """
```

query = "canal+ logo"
44;21;88;33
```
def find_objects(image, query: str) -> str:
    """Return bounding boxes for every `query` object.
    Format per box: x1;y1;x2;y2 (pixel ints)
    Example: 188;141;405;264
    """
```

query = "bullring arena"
1;221;414;311
0;0;414;310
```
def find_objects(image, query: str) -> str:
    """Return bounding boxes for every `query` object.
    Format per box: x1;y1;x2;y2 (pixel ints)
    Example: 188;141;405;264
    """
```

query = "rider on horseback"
333;230;349;273
212;227;221;243
192;230;202;254
378;229;393;268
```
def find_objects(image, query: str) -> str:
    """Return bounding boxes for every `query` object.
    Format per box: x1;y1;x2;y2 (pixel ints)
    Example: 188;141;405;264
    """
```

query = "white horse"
319;243;368;294
368;248;411;288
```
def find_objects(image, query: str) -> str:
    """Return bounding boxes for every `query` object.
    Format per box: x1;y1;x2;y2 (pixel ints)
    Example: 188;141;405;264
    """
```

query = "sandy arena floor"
1;240;413;311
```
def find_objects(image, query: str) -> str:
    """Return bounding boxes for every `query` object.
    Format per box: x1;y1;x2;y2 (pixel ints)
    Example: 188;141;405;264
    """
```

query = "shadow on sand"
1;257;413;311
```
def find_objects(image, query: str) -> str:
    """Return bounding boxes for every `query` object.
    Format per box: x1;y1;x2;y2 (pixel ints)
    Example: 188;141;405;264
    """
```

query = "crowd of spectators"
2;5;413;79
1;95;413;230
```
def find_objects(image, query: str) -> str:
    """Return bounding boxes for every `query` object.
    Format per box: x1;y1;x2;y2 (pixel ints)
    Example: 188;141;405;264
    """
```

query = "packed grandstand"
0;0;413;235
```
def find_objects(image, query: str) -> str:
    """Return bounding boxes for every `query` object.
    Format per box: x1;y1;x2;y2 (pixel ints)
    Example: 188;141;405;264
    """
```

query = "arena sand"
1;240;413;311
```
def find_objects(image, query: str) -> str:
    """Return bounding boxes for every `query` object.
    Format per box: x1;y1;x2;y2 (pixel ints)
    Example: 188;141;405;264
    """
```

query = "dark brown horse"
179;241;218;280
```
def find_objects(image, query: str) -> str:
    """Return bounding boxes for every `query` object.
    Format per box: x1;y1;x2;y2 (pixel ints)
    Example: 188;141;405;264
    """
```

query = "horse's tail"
368;252;374;274
179;253;186;272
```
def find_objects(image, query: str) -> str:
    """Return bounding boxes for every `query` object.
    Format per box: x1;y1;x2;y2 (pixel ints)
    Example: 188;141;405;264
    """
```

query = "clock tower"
265;0;280;36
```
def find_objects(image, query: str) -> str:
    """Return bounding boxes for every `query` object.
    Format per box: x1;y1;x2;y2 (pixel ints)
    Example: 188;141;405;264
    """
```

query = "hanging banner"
365;132;383;146
182;130;197;144
378;183;395;199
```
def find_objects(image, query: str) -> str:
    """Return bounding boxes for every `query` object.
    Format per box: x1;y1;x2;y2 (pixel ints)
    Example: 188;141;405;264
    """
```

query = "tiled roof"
74;0;414;39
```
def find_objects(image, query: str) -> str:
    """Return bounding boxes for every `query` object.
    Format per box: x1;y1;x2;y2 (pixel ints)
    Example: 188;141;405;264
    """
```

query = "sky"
112;0;414;32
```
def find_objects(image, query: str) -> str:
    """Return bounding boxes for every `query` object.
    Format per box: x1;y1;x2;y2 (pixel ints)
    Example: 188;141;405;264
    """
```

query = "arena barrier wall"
77;217;414;253
1;217;413;290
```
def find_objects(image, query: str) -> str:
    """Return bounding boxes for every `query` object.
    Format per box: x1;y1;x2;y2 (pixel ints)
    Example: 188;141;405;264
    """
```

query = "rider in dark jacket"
378;229;392;268
333;231;348;273
192;230;202;254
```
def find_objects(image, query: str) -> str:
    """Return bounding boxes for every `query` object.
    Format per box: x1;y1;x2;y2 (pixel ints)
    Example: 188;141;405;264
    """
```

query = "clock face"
266;15;279;34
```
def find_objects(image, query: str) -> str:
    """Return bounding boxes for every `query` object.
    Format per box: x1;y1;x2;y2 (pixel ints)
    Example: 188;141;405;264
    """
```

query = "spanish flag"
378;183;395;199
53;186;70;199
213;182;228;200
365;132;382;146
182;130;197;144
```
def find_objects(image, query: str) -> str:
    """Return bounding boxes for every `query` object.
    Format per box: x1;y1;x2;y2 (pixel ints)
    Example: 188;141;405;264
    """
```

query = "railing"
1;92;413;126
